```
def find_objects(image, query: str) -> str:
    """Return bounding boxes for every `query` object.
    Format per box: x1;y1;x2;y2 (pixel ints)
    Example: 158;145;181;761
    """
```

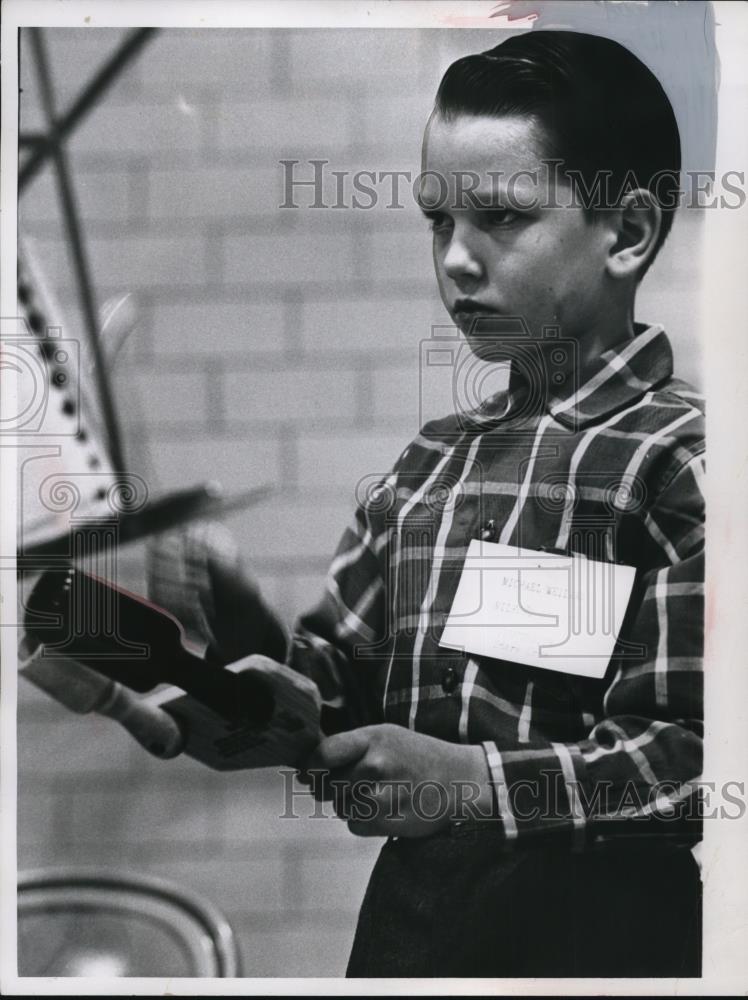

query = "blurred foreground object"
145;520;289;663
23;557;321;770
16;242;274;564
18;867;240;977
19;637;185;759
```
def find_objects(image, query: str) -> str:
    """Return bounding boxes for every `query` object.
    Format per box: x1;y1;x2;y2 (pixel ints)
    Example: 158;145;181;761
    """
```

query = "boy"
27;28;704;979
288;30;704;977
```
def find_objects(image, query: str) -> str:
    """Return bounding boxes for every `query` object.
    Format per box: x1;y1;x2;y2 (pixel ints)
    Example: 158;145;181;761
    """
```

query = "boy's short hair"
435;30;681;277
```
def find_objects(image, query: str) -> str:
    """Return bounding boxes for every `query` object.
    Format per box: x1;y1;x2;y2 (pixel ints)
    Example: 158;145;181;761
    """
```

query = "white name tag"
440;540;637;679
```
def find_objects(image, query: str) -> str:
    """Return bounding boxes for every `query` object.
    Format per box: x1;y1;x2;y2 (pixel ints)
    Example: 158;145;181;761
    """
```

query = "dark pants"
347;827;702;978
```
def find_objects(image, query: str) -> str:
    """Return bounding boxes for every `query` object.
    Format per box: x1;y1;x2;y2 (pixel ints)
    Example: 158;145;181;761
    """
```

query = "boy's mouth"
453;300;499;324
452;301;515;335
452;298;499;317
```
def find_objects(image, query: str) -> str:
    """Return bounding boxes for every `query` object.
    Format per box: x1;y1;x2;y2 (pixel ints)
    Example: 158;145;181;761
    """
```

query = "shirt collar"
548;323;674;431
461;323;673;432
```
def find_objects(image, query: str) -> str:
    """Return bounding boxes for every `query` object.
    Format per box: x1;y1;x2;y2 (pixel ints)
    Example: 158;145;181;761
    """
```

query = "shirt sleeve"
481;451;705;848
287;473;394;732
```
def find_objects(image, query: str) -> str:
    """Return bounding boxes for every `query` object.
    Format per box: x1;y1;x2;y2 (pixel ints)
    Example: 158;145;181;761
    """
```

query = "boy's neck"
577;312;637;374
507;311;637;400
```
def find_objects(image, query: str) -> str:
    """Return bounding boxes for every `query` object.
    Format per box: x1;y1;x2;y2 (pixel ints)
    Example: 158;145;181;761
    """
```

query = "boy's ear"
605;188;663;281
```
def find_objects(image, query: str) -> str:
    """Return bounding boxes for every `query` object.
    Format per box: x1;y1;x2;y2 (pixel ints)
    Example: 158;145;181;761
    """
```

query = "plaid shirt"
291;324;705;847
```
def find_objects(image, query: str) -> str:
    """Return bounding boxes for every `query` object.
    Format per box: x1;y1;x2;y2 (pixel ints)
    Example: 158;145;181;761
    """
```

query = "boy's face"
420;113;614;363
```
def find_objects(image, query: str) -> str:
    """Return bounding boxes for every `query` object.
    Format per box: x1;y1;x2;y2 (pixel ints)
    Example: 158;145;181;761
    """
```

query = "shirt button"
441;666;459;694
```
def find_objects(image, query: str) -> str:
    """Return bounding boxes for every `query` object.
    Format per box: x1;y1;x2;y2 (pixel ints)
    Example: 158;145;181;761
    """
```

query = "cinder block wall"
17;27;705;977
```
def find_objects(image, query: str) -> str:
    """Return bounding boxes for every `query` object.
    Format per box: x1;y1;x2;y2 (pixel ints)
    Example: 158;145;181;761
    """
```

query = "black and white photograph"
1;0;747;992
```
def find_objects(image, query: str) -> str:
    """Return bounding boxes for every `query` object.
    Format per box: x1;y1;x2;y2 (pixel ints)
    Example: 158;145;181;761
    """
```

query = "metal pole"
19;28;157;192
27;27;128;479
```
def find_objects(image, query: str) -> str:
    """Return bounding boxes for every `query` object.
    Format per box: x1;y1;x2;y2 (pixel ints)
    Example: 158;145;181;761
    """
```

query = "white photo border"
1;0;746;994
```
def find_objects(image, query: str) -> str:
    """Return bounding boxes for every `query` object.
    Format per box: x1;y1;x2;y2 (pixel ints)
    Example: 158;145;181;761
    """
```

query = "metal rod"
18;132;46;147
19;28;157;192
28;27;128;478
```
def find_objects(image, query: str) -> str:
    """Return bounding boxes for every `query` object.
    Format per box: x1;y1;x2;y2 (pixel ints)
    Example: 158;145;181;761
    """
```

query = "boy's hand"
298;723;493;837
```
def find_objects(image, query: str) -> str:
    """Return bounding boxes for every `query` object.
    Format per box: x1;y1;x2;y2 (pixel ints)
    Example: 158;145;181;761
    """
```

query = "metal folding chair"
18;867;241;977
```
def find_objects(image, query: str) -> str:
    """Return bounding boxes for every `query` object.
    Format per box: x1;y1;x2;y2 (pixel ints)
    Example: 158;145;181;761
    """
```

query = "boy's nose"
442;234;483;288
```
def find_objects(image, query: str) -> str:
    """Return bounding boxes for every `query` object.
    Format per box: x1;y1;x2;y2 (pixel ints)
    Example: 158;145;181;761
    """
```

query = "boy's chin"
458;314;542;347
464;333;523;364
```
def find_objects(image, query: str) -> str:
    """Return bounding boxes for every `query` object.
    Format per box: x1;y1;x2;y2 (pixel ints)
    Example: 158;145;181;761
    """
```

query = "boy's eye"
424;211;452;233
423;208;520;234
480;208;518;228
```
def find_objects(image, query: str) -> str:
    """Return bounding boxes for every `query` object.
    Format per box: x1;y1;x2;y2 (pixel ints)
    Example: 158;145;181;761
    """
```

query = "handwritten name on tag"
440;540;637;679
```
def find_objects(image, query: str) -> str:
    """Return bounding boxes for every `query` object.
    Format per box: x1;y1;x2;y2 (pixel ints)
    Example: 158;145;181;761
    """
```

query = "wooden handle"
94;682;185;759
20;648;185;759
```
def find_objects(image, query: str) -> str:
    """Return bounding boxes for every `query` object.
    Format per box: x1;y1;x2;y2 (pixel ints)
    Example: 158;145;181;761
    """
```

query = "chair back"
18;867;241;977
